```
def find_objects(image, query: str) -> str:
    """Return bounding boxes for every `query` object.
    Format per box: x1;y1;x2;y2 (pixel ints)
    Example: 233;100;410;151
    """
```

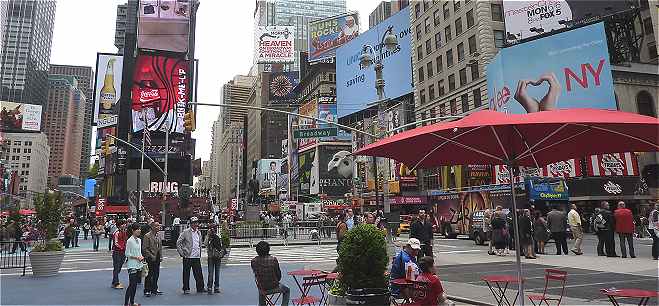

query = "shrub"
32;191;65;252
337;224;388;291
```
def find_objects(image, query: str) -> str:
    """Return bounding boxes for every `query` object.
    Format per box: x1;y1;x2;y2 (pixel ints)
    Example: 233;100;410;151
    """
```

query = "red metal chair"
528;269;568;306
292;274;323;306
255;279;281;306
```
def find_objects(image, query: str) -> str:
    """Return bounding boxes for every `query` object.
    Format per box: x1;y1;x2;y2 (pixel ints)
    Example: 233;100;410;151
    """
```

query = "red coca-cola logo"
140;89;160;102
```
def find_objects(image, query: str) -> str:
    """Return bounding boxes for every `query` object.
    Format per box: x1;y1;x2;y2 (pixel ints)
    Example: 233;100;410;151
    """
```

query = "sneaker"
144;292;151;297
214;288;221;294
154;290;164;295
183;290;190;295
113;283;124;289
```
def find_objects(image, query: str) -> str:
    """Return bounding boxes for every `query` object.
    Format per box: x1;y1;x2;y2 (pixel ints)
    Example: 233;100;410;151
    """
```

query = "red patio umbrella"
18;209;36;215
354;108;659;305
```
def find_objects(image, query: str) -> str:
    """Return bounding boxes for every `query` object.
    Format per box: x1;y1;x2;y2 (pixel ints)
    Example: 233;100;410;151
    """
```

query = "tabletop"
481;275;523;283
391;278;414;286
601;289;659;298
288;269;322;277
324;272;340;281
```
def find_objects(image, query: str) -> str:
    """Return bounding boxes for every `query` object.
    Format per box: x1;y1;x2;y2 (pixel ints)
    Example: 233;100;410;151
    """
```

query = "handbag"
140;262;149;277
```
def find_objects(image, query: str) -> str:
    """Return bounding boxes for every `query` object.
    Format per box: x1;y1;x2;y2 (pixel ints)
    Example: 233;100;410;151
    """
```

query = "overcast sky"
50;0;383;163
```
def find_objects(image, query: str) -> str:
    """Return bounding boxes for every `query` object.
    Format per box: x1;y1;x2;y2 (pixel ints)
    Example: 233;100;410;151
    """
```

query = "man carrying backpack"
593;207;607;256
599;201;618;257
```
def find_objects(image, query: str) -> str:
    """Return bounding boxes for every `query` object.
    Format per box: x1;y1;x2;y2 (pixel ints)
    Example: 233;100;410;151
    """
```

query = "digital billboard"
336;6;412;118
93;53;123;124
268;72;300;105
503;0;636;44
487;22;615;114
1;101;42;132
308;13;360;62
314;145;353;197
131;54;190;134
137;0;191;53
255;26;295;63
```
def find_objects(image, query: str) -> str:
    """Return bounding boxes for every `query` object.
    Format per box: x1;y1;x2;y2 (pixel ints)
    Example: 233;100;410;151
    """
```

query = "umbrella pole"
508;167;525;306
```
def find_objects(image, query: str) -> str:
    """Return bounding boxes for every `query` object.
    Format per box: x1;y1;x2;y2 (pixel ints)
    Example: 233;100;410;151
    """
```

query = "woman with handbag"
124;223;144;306
490;207;508;256
205;223;225;294
534;211;549;254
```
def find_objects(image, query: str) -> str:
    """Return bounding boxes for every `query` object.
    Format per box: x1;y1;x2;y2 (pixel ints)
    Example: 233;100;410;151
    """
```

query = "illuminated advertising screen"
268;72;300;105
131;54;190;134
138;0;191;53
308;13;360;62
255;26;295;63
93;53;123;124
0;101;42;132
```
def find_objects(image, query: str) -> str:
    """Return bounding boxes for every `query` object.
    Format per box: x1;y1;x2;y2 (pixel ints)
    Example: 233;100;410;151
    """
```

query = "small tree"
31;191;64;252
337;224;388;291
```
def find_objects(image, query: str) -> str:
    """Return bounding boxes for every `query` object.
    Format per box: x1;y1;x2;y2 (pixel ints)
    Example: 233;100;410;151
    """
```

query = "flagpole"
138;110;147;222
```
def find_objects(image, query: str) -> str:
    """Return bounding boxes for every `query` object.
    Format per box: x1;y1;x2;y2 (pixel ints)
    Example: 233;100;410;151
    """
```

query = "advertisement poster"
503;0;635;43
0;101;42;132
587;152;639;176
131;54;190;134
487;22;615;114
257;159;282;191
315;145;353;197
137;0;191;53
525;177;569;201
94;53;123;124
268;72;300;104
288;115;299;191
298;149;316;195
255;26;295;63
317;103;351;142
336;6;412;118
308;13;360;62
297;99;318;151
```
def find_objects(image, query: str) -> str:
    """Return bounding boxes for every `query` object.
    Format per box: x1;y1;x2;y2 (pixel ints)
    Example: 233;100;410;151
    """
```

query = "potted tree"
29;191;65;277
333;224;389;306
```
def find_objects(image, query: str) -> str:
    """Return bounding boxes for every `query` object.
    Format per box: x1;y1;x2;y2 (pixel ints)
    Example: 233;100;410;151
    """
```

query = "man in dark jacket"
547;206;568;255
410;210;433;259
600;201;618;257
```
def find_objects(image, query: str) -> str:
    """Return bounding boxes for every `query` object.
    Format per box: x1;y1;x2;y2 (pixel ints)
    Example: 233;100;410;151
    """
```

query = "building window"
461;93;469;112
493;30;505;48
436;55;443;72
426;39;432;55
425;17;431;33
457;42;465;61
444;25;452;41
491;3;503;21
416;25;422;40
443;2;450;19
439;80;445;96
430;108;437;122
468;35;477;54
643;17;654;34
429;84;436;100
415;3;421;18
446;49;454;67
434;32;442;49
455;17;463;36
473;88;482;108
439;103;447;116
418;67;425;82
420;89;427;104
423;0;430;11
470;61;479;79
459;68;468;86
637;90;656;117
427;62;434;78
455;0;462;11
466;9;475;28
417;45;424;60
433;10;441;26
450;99;457;115
448;74;456;91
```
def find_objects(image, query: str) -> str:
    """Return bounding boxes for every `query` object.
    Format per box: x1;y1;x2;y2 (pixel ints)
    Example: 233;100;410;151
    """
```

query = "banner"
587;152;639;176
316;145;353;197
131;54;190;134
336;7;412;118
268;72;300;104
137;0;191;53
93;53;123;124
257;159;282;191
297;99;318;151
298;148;316;194
255;26;295;63
487;22;615;114
503;0;636;44
525;177;569;201
308;13;360;62
0;101;42;132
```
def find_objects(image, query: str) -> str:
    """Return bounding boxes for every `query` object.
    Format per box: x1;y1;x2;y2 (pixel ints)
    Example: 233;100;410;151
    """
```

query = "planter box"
29;250;65;277
327;292;346;306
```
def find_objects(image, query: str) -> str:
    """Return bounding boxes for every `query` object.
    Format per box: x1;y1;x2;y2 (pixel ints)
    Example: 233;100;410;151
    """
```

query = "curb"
448;295;495;306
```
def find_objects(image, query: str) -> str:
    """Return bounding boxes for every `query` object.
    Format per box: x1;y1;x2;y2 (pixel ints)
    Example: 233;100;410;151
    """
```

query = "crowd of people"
0;216;40;253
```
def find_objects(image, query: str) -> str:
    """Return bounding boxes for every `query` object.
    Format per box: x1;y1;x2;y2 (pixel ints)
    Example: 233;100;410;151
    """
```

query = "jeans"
649;229;659;259
63;236;71;248
258;283;290;306
207;257;221;290
552;231;568;255
144;259;160;293
74;230;79;246
182;258;205;291
605;230;617;256
92;234;100;251
124;269;140;305
570;225;583;253
108;236;113;251
618;233;635;257
83;230;89;240
596;231;606;255
112;252;125;285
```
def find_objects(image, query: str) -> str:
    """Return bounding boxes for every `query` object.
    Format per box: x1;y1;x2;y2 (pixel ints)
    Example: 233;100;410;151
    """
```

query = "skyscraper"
114;1;138;54
0;0;56;106
49;64;94;179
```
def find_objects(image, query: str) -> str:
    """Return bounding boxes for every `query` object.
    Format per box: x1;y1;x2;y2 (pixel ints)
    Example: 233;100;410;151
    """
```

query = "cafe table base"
481;275;523;306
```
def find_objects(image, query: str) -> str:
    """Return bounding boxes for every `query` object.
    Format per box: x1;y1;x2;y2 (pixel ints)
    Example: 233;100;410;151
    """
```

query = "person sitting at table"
390;238;421;296
414;256;449;306
251;241;290;306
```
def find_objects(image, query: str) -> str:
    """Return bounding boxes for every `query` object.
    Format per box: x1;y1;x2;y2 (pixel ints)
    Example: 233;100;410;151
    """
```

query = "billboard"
487;22;615;114
587;152;639;176
317;103;351;142
308;13;360;62
297;99;319;151
314;145;353;197
137;0;191;53
0;101;42;132
94;53;123;124
255;26;295;63
131;54;190;134
257;159;283;191
298;149;316;195
336;6;412;118
503;0;636;44
268;72;300;104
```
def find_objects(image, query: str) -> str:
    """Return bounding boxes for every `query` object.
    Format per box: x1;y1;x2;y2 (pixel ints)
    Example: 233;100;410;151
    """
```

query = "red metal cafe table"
481;275;524;306
600;288;659;306
391;278;415;303
288;269;323;305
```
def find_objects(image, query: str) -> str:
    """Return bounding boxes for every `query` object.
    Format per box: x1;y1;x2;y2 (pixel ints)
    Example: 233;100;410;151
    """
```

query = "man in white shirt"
567;203;583;255
176;217;206;294
648;203;659;260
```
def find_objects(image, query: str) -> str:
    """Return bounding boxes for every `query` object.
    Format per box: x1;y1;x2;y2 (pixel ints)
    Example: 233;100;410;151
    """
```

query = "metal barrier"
229;225;337;247
0;240;28;276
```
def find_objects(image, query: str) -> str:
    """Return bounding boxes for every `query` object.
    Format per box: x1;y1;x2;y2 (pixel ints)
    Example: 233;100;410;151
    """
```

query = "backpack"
594;213;607;231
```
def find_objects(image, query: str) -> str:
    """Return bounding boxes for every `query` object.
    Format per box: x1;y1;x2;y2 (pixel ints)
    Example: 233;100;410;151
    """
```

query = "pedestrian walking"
176;216;206;294
335;214;348;253
567;204;584;255
251;241;290;306
73;220;80;247
104;218;111;238
519;209;536;259
124;223;144;306
83;221;90;240
142;222;162;297
491;207;508;256
599;201;618;257
547;206;569;255
410;210;434;259
108;219;117;252
345;209;358;230
614;201;636;258
205;223;226;294
483;209;495;255
648;203;659;260
533;211;549;254
111;220;128;289
92;221;104;251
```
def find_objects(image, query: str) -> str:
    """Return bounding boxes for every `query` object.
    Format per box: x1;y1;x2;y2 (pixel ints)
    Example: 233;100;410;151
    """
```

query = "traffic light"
101;138;110;156
183;111;195;132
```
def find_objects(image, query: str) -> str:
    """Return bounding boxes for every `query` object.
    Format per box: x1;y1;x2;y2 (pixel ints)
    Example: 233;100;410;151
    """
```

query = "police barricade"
0;240;28;276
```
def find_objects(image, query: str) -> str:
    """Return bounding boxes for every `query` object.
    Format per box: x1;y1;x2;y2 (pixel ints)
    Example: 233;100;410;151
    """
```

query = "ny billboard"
255;26;295;63
487;22;615;114
93;53;123;124
1;101;42;132
336;6;412;118
308;13;360;62
312;145;354;197
257;159;283;191
268;72;300;105
137;0;191;53
131;54;190;134
503;0;636;44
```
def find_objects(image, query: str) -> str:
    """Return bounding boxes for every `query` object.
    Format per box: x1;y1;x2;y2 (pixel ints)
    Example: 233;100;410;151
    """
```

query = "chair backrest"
542;269;568;302
255;278;281;306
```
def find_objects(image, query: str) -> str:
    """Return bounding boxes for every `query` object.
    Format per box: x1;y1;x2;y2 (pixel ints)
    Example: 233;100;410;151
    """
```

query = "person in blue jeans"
252;241;290;306
390;238;421;296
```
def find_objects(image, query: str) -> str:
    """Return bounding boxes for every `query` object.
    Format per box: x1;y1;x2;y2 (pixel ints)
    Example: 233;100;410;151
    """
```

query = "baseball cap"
407;238;421;250
190;216;199;223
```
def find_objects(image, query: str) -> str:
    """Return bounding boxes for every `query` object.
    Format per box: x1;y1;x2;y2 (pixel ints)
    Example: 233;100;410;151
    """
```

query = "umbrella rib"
409;126;489;171
512;125;540;169
574;124;659;150
490;126;509;161
429;131;505;161
516;123;569;160
517;127;592;160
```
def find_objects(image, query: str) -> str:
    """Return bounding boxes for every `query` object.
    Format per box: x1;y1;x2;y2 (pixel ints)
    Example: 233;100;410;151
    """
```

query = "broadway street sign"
293;128;337;139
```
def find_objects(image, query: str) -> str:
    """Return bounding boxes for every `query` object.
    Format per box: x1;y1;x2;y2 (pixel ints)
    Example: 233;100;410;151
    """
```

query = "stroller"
309;229;320;241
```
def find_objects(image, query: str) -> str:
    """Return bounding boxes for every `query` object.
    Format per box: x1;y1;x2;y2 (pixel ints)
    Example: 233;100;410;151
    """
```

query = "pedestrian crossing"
225;244;339;265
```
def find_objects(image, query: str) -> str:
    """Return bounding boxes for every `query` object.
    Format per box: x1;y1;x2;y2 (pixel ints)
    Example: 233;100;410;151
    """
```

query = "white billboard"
255;26;295;63
0;101;42;132
93;53;123;124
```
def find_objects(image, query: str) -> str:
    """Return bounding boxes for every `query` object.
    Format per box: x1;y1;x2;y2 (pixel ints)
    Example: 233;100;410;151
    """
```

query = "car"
470;210;489;245
399;222;410;233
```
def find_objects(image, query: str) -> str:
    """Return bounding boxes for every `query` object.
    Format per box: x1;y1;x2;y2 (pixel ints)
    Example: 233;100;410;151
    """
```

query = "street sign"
293;128;337;139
